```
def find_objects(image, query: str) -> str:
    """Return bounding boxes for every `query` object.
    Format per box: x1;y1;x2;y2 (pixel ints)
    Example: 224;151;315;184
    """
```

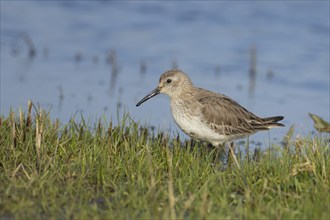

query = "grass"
0;104;329;219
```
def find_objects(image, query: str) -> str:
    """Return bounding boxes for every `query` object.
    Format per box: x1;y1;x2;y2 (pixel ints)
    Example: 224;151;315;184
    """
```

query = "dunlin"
136;69;284;147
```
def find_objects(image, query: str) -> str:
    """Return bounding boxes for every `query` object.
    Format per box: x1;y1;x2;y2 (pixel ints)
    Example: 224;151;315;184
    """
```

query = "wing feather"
198;93;265;136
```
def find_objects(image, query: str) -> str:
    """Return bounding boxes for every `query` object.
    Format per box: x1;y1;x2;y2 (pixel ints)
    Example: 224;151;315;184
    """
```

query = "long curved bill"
136;87;160;107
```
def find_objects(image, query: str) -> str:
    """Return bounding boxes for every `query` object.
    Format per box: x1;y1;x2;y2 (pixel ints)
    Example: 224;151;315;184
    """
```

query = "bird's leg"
205;143;227;165
227;142;241;169
210;143;228;165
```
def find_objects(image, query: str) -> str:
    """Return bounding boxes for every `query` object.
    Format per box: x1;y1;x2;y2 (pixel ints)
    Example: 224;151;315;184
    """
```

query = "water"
1;1;329;147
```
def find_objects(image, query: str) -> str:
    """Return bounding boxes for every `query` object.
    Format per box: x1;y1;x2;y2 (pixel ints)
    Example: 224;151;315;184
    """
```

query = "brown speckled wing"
197;93;266;136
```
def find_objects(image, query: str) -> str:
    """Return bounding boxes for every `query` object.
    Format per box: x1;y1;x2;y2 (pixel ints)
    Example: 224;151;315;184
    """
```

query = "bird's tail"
262;116;285;128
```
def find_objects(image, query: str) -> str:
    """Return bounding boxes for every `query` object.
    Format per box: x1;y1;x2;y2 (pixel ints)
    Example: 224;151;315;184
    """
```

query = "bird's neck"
170;85;197;104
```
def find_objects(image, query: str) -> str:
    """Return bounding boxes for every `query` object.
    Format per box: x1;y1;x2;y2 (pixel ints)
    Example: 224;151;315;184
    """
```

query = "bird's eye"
166;79;172;83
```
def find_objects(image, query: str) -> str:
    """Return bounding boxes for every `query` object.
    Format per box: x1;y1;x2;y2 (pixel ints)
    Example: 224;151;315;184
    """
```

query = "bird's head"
136;69;192;106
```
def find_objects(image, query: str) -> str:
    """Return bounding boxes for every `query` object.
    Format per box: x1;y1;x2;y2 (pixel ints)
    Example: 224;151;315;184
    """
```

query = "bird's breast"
170;99;226;144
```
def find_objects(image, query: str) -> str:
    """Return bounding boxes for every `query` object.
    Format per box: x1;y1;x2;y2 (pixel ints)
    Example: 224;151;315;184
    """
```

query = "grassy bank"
0;106;329;219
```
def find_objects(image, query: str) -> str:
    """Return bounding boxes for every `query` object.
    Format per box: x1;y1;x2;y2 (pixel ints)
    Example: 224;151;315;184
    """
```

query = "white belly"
171;105;227;145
